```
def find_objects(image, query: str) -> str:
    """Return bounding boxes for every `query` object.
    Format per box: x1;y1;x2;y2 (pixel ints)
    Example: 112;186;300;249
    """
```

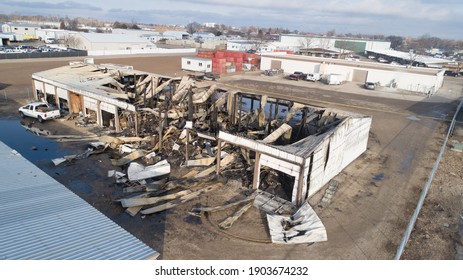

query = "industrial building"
217;97;371;205
227;40;271;52
261;53;445;95
0;140;159;259
1;22;40;40
30;60;371;207
31;60;171;132
365;49;452;68
35;29;77;43
278;34;391;53
227;35;391;55
0;33;16;45
71;32;156;51
111;28;163;42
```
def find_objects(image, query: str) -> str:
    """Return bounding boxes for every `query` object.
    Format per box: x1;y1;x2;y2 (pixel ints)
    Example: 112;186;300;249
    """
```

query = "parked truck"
19;102;61;123
287;71;306;81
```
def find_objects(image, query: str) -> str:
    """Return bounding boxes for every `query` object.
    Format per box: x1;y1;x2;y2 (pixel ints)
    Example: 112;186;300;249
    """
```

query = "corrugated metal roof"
0;141;159;260
371;49;451;65
261;53;442;76
79;32;150;43
32;63;170;112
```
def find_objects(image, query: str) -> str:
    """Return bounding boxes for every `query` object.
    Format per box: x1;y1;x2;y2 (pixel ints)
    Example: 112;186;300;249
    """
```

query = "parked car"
287;71;306;81
19;102;61;123
364;82;376;90
444;70;460;77
203;73;219;81
264;69;284;76
378;58;388;63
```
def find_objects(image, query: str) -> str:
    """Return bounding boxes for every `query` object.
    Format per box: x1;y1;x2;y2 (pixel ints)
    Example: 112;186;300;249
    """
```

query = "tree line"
2;13;462;53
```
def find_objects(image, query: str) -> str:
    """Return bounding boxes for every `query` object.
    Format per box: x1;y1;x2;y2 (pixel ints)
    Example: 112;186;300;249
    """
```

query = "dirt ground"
1;55;462;259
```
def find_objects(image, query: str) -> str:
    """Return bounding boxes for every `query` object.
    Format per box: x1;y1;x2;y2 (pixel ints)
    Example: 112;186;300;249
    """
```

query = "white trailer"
323;74;345;85
181;57;212;73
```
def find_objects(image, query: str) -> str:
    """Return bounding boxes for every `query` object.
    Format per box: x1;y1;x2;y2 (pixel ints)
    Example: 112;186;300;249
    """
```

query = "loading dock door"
352;69;368;83
270;60;282;70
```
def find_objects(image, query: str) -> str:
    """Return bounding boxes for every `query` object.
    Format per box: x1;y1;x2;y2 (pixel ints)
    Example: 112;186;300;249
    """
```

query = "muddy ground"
0;55;462;259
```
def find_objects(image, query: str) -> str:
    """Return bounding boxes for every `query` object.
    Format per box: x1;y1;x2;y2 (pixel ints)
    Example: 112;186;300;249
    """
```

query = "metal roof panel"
0;141;159;260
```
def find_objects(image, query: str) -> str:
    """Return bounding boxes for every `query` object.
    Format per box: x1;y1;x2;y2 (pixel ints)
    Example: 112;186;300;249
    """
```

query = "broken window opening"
260;169;294;202
46;94;57;106
102;110;115;128
36;90;44;101
58;98;69;113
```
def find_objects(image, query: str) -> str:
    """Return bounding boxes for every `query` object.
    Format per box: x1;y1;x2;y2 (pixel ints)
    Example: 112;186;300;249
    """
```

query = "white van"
44;37;55;44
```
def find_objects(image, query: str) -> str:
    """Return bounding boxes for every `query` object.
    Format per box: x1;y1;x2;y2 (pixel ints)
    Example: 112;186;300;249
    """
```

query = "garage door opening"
102;110;115;128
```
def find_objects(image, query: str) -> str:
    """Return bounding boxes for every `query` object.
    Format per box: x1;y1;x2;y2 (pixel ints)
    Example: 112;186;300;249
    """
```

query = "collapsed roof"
32;61;371;206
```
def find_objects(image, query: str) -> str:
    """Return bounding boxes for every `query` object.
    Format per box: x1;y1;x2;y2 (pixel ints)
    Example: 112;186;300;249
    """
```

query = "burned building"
32;60;371;208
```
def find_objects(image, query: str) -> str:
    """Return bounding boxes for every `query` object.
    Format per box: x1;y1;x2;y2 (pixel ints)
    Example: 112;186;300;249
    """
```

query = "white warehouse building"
71;32;156;52
1;23;40;40
35;29;78;42
261;53;444;95
278;34;391;53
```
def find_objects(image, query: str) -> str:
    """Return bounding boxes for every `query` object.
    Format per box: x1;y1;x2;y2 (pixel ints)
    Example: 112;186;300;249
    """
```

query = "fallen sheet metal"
253;190;296;215
128;159;170;181
267;202;327;244
51;158;67;166
108;170;126;179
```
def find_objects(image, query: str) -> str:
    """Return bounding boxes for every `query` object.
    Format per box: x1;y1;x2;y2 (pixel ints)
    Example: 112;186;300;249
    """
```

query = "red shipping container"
215;51;224;58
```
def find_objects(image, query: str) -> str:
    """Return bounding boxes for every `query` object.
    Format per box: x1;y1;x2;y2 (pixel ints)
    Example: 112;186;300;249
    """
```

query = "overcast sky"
1;0;462;39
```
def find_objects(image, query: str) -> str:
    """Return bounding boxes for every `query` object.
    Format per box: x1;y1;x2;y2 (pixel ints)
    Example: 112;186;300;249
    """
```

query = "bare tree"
326;29;336;36
407;50;421;67
298;36;315;50
186;22;201;34
63;35;81;49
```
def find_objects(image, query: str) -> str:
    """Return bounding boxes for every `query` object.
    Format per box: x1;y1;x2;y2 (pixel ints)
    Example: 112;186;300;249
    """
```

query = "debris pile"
40;71;370;244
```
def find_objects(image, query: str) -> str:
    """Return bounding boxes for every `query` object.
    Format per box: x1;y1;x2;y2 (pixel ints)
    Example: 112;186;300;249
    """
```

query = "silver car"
364;82;376;90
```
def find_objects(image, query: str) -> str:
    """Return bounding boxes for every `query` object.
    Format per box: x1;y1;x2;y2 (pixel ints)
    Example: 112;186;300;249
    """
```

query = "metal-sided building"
279;34;391;53
0;140;159;260
261;53;445;95
227;40;261;52
31;60;171;132
71;32;156;51
1;23;40;40
216;93;372;206
35;29;77;42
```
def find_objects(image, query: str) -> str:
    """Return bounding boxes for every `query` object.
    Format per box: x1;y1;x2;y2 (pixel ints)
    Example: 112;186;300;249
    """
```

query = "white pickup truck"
19;102;61;123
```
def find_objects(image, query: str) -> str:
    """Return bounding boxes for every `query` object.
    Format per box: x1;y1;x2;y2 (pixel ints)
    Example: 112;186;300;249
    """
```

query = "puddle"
372;173;385;181
184;215;202;225
407;116;421;121
0;117;73;164
67;180;93;194
399;152;414;173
